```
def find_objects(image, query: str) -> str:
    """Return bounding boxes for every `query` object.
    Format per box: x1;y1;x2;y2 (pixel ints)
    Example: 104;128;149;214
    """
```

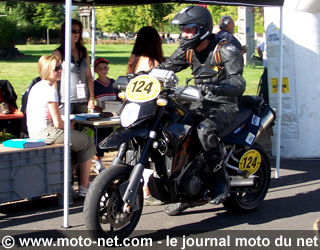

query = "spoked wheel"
83;164;143;241
223;143;271;213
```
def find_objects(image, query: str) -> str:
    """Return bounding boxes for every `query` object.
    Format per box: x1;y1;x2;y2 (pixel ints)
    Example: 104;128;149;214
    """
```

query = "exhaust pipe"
230;175;256;186
255;107;277;140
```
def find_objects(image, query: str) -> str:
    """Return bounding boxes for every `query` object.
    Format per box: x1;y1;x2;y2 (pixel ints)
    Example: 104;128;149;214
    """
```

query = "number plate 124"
126;75;161;102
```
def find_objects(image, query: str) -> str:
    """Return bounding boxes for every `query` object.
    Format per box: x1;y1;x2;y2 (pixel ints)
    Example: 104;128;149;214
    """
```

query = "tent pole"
63;0;72;228
91;4;96;77
275;6;283;179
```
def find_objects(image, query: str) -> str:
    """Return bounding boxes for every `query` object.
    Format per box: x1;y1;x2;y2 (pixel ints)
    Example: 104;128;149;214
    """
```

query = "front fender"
99;127;149;149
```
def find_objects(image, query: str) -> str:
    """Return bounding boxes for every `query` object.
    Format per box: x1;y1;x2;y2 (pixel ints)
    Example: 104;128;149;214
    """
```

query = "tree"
0;1;37;60
33;4;65;44
1;1;37;23
254;7;264;34
96;6;135;33
96;4;173;34
0;17;17;46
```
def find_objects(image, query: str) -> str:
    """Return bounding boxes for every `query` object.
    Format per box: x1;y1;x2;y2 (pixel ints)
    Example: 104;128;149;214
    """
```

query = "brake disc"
106;191;133;229
99;194;109;224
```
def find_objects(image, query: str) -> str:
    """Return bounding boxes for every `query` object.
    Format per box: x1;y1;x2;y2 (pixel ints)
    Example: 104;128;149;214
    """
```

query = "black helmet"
171;6;213;50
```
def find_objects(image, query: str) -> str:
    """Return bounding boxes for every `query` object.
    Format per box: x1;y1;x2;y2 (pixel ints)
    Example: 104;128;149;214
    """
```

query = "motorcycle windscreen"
120;100;157;128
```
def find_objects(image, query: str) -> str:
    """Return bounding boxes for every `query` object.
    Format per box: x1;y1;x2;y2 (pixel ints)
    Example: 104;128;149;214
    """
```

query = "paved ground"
0;155;319;231
0;131;319;249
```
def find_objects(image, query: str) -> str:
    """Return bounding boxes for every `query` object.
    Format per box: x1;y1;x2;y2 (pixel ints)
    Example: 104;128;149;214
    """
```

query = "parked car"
110;31;119;40
126;32;135;39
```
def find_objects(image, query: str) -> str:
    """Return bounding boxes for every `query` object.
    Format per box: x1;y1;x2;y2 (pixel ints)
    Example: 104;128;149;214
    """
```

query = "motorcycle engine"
184;176;202;196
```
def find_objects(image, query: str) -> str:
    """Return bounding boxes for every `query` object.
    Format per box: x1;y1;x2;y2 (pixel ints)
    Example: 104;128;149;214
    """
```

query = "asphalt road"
0;156;319;249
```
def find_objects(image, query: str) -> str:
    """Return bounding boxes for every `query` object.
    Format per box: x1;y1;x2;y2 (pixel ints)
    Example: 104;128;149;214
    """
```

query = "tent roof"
4;0;284;6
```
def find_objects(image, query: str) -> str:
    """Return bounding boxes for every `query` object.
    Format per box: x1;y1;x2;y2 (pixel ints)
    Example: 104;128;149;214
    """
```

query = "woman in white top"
27;55;96;197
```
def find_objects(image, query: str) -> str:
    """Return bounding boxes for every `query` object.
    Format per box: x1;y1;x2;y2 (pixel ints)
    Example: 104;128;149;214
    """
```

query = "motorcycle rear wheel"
83;164;143;241
223;143;270;213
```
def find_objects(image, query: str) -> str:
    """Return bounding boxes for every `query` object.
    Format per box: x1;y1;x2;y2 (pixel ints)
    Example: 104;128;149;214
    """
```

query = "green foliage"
96;6;135;33
0;17;18;46
1;3;265;45
0;2;63;45
33;4;64;30
254;7;264;34
1;1;38;24
208;5;238;25
96;4;174;33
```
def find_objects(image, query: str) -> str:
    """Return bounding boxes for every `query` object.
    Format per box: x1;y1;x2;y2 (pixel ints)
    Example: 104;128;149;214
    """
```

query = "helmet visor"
180;24;199;39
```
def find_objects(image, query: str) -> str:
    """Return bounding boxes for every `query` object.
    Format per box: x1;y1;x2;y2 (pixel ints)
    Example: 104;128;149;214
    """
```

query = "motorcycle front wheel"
83;164;143;241
223;143;271;213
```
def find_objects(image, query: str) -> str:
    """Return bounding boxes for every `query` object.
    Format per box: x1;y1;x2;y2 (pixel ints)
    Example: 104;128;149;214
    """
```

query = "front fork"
117;106;166;212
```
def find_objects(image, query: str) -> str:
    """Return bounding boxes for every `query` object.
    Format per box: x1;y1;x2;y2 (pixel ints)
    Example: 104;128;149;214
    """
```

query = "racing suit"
158;34;246;205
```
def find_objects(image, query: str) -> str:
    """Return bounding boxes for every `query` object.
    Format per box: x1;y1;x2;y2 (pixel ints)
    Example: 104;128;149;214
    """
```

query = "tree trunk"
47;28;50;45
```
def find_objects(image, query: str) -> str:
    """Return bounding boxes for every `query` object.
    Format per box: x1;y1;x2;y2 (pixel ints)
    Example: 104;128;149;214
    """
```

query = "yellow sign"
126;75;161;103
239;149;262;175
271;77;289;93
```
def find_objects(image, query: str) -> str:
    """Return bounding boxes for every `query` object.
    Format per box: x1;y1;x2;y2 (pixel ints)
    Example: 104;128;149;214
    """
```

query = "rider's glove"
198;83;223;95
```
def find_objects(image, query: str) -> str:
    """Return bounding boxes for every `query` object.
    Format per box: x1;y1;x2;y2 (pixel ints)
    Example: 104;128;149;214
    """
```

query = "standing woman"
27;55;96;197
53;19;95;114
127;26;165;206
127;26;165;74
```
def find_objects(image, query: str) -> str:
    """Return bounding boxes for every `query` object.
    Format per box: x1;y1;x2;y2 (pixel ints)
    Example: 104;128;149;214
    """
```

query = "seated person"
26;55;96;197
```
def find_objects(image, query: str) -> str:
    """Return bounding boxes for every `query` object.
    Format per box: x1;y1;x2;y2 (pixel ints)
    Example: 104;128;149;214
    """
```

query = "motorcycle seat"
238;95;265;116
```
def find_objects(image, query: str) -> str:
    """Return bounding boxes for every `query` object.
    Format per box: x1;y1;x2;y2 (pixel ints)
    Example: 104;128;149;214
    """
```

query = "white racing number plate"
126;75;161;102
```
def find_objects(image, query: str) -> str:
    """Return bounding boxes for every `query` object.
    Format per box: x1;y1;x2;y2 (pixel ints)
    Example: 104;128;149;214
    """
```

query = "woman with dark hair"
127;26;165;206
127;26;164;74
53;19;95;115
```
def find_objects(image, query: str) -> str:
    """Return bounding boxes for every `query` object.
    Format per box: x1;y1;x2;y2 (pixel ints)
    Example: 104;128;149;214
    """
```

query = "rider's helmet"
171;6;213;51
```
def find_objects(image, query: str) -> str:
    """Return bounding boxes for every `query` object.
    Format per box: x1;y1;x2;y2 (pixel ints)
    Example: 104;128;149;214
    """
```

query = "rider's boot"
203;146;230;205
210;161;230;205
164;200;207;216
164;202;190;216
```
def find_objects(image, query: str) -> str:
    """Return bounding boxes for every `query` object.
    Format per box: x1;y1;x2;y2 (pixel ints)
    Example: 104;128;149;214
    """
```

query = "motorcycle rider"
157;5;246;216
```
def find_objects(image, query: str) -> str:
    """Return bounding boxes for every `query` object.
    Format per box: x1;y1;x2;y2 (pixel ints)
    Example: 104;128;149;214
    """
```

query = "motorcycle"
83;67;276;240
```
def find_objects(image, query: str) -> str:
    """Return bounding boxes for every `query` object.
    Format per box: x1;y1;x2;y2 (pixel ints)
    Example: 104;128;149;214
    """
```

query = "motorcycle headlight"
120;102;140;127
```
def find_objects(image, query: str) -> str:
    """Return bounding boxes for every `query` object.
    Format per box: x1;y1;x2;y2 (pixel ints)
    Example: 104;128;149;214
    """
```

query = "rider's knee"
197;121;219;151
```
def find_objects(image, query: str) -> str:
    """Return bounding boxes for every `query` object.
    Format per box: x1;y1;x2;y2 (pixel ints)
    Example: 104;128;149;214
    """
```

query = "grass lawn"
0;44;262;108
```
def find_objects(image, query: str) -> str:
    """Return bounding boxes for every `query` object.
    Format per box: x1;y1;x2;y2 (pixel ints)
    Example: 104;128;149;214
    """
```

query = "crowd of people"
21;6;267;209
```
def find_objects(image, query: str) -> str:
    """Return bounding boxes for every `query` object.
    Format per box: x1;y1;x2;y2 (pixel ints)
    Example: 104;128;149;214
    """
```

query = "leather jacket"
157;34;246;104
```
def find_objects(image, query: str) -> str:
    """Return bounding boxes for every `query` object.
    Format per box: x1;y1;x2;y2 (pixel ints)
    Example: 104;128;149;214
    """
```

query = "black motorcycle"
83;68;276;240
